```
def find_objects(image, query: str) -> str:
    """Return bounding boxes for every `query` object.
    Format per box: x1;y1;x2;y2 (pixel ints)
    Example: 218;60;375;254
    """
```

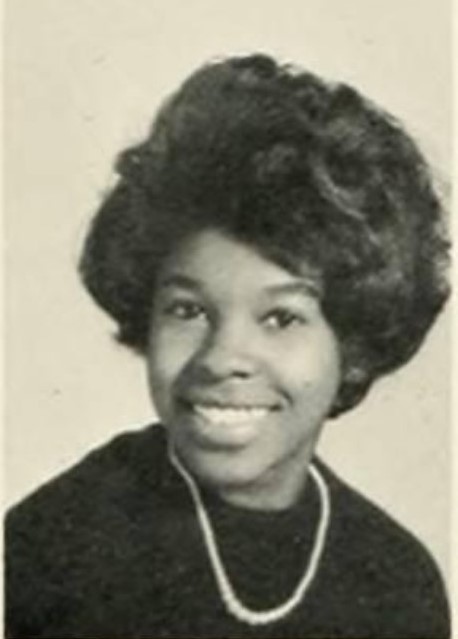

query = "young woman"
6;54;450;638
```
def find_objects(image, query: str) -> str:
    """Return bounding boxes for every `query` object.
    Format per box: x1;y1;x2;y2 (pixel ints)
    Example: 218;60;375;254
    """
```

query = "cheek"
147;326;204;407
280;329;341;408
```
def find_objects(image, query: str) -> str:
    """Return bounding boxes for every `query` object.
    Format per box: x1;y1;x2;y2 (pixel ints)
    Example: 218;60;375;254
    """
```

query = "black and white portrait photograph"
4;1;452;637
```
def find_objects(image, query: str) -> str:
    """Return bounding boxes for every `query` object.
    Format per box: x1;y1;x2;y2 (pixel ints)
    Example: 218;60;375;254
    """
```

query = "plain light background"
5;0;451;587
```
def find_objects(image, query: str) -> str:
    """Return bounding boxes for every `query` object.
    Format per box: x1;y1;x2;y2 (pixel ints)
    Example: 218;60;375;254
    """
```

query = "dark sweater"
5;425;450;638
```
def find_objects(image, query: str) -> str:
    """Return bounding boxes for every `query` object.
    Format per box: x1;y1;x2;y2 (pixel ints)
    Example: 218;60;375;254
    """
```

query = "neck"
205;448;315;512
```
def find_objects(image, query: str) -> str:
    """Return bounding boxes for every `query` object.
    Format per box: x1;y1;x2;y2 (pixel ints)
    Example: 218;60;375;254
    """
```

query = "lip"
180;392;282;410
193;403;274;423
179;399;280;448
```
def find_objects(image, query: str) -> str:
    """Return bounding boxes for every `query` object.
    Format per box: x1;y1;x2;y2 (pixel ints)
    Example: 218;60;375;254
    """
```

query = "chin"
176;444;269;492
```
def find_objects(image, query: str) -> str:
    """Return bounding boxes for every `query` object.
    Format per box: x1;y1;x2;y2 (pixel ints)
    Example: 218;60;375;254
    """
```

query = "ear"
329;341;374;418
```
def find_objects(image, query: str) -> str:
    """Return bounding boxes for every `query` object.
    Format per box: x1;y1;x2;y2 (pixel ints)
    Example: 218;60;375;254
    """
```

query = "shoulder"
6;426;170;549
5;425;169;623
6;424;170;555
318;459;445;579
315;458;450;637
7;423;166;526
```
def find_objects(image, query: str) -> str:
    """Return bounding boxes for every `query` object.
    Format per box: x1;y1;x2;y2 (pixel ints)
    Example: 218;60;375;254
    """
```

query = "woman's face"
147;229;341;509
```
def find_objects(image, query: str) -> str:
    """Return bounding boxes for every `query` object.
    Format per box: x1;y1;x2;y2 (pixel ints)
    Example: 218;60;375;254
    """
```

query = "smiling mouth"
192;404;274;425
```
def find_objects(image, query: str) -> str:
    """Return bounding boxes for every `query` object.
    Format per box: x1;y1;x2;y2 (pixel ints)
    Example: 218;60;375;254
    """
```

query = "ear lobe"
342;362;371;386
329;354;374;418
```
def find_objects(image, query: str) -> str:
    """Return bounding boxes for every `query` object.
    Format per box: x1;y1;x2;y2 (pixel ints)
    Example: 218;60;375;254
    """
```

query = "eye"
163;299;207;321
262;308;306;330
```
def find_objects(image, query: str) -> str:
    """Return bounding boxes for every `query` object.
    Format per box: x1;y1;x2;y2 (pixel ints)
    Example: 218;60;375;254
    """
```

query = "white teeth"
193;405;269;425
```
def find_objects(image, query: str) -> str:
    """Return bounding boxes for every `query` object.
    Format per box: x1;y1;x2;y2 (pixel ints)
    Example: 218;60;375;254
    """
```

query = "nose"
192;318;258;382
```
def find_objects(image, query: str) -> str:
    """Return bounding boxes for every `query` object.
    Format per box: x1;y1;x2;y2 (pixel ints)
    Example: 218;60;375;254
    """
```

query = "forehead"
156;228;322;298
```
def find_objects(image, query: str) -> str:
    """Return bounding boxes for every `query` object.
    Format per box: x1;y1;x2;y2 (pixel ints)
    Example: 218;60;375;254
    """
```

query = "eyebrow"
157;274;321;298
263;281;322;298
156;274;202;292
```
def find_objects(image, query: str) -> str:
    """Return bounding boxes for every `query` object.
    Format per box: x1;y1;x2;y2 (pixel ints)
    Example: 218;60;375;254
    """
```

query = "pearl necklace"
170;451;331;626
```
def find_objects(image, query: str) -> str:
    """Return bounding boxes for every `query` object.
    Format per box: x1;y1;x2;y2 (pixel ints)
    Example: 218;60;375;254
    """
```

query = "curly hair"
79;54;449;417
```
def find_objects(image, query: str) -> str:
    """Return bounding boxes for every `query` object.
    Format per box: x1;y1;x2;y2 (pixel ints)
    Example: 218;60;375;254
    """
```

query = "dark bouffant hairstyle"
80;54;449;417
